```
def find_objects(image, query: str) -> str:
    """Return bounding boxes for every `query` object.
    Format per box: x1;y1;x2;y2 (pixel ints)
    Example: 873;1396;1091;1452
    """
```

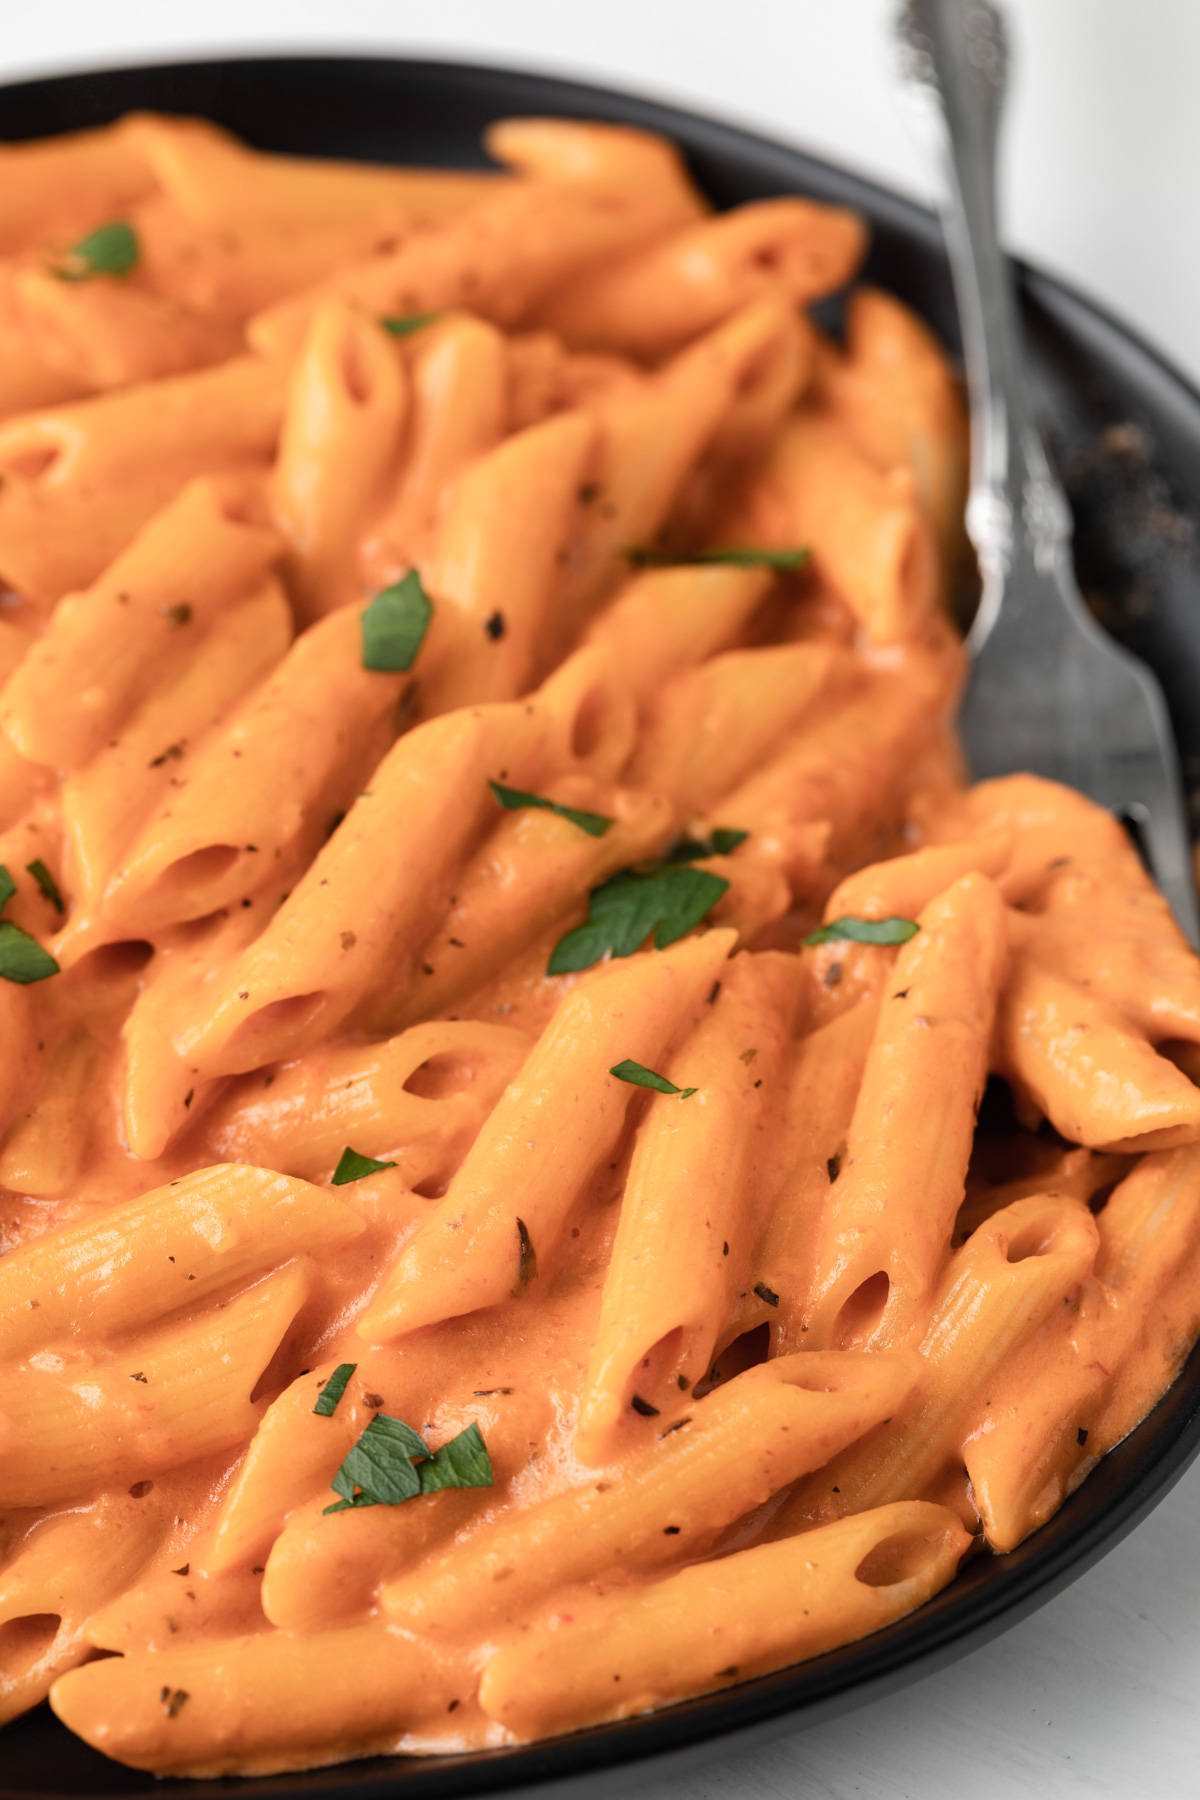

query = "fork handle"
897;0;1071;640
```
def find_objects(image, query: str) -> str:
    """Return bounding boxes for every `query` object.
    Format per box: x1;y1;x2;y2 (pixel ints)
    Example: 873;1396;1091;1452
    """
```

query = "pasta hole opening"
693;1322;769;1398
74;940;155;983
341;323;376;407
1004;1218;1059;1264
569;681;616;764
154;844;243;902
403;1052;478;1102
226;992;327;1063
832;1271;889;1350
412;1173;451;1200
0;1613;60;1680
855;1529;944;1590
2;444;61;484
632;1325;686;1405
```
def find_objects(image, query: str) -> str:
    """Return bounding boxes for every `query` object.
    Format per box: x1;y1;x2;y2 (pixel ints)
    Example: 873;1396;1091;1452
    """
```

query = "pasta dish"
0;109;1198;1777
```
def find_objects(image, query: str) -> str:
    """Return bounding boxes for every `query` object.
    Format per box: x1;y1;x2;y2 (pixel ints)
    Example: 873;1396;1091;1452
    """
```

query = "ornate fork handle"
896;0;1071;642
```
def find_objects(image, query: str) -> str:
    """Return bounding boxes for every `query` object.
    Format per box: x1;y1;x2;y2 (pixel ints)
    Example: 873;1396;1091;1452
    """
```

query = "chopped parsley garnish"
313;1363;357;1417
623;546;810;571
53;220;140;282
489;780;613;839
380;311;441;337
516;1217;538;1287
0;863;59;986
361;571;433;673
754;1281;780;1307
805;916;921;947
331;1147;397;1185
324;1416;492;1513
610;1059;697;1099
26;860;64;914
548;864;728;976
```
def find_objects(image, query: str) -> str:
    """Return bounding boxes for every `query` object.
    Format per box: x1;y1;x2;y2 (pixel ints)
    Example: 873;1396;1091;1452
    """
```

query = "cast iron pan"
2;52;1200;1800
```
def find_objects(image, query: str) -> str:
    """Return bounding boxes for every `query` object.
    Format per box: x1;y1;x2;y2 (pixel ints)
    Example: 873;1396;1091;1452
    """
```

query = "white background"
5;5;1200;1796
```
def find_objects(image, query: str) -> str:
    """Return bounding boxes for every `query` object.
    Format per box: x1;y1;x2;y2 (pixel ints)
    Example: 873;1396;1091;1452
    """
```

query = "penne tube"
484;118;705;223
361;314;509;581
997;953;1200;1151
0;1491;171;1727
713;412;939;644
0;1263;311;1508
358;928;737;1341
0;119;154;254
965;1143;1200;1550
480;1499;969;1739
576;952;800;1460
628;641;841;816
583;564;772;717
204;1019;531;1184
381;1350;921;1636
0;985;39;1147
538;197;866;360
60;581;292;916
802;874;1008;1348
818;286;968;581
387;783;671;1030
49;1618;465;1778
271;301;408;625
0;477;282;769
750;995;881;1351
0;358;287;603
822;832;1014;925
10;267;241;392
780;1193;1099;1531
419;408;597;710
249;171;693;364
96;602;409;936
0;1163;363;1359
173;647;636;1084
127;111;508;232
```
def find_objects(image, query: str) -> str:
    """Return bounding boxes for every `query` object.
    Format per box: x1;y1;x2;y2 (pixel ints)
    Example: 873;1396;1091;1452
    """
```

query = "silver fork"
895;0;1200;944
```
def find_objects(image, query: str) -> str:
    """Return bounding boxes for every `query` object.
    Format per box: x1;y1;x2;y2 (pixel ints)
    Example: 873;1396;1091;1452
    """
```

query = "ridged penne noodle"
0;359;286;602
539;196;866;360
964;1144;1200;1550
780;1193;1099;1528
9;266;241;391
382;1351;920;1632
95;601;409;937
0;118;154;254
0;1491;170;1725
0;476;282;768
0;1163;363;1359
203;1020;532;1183
583;563;773;716
0;1263;311;1507
360;928;736;1339
802;874;1008;1347
59;580;292;917
577;951;801;1458
271;301;407;625
480;1500;969;1738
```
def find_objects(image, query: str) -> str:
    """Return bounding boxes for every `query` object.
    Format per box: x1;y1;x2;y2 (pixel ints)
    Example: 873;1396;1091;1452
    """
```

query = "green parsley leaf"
549;864;728;976
0;865;15;912
324;1416;492;1513
609;1058;697;1099
489;780;613;839
415;1421;493;1493
805;916;921;948
312;1362;357;1417
331;1147;397;1185
661;828;749;863
361;572;433;673
380;311;441;337
54;220;139;282
0;921;60;985
623;545;810;571
26;860;64;915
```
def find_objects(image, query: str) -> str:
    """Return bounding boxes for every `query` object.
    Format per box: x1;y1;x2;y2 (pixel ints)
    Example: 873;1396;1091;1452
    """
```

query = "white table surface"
5;5;1200;1794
